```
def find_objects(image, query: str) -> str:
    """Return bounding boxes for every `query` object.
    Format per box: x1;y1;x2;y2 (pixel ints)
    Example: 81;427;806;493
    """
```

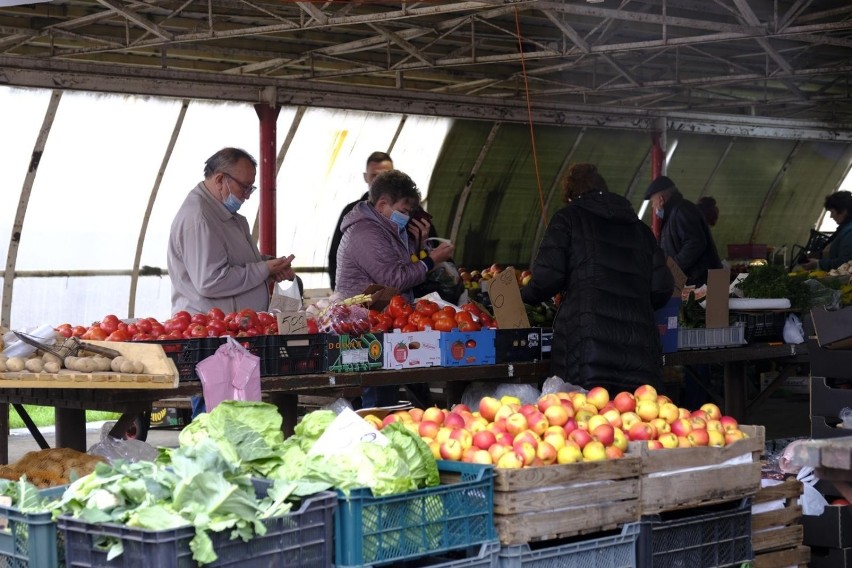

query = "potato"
0;360;6;372
93;356;111;372
42;352;61;365
43;361;60;374
64;356;79;371
110;356;127;373
132;361;145;374
119;360;136;374
0;354;7;364
24;358;43;373
6;357;25;372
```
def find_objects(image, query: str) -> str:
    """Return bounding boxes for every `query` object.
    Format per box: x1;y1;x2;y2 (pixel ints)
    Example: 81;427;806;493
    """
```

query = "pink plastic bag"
195;336;261;413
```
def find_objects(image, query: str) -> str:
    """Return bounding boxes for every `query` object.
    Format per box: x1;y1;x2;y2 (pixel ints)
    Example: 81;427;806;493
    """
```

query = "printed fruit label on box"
326;332;384;372
383;330;441;368
440;328;496;367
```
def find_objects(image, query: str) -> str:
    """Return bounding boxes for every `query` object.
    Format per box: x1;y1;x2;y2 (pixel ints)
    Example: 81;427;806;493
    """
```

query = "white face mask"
655;207;664;219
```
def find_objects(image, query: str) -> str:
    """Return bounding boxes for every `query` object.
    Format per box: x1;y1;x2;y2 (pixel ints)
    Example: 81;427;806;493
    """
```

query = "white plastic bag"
798;466;829;516
783;313;805;344
88;422;158;463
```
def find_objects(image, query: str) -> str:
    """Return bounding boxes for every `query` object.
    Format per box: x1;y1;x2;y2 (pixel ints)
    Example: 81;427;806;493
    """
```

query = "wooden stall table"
0;361;549;464
792;437;852;504
664;342;809;422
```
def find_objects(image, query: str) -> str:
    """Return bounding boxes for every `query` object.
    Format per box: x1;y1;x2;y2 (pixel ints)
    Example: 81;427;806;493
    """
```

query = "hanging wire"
513;6;548;228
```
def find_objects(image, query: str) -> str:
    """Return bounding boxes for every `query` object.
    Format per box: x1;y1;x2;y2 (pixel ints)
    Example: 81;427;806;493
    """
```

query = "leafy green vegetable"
382;422;439;489
735;264;810;310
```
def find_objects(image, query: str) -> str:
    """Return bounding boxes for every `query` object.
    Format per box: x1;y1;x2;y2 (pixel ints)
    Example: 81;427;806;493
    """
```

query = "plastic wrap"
540;375;587;395
88;422;159;463
317;302;370;335
461;381;542;408
805;278;842;310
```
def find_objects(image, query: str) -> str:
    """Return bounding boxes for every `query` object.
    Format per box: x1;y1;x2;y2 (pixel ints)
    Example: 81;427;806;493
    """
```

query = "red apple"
634;384;658;402
719;415;739;432
569;428;593;449
700;403;722;421
506;413;528;436
628;422;656;441
418;420;440;439
472;430;497;450
478;397;502;422
592;423;615;446
605;446;624;459
513;441;536;466
536;441;558;465
450;428;473;449
444;412;465;430
586;386;610;410
670;418;693;437
613;391;636;413
440;438;463;460
537;393;562;413
526;411;549;436
544;404;570;427
687;429;710;447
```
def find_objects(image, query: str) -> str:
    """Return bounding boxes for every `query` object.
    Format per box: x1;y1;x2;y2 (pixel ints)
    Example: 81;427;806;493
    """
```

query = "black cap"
644;176;676;199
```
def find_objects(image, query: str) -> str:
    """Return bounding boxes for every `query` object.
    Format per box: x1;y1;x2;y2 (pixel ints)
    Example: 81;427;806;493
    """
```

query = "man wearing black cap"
645;176;722;287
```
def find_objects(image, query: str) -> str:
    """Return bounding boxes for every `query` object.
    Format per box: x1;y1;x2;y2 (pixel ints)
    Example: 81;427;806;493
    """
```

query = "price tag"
276;312;308;335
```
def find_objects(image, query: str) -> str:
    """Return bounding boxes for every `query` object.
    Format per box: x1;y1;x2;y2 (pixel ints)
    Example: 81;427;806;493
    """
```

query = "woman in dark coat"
521;164;674;392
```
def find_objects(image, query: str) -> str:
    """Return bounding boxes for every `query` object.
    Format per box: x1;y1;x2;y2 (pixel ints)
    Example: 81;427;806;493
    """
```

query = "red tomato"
257;312;276;327
440;306;456;318
245;327;260;337
306;319;319;334
454;311;475;325
173;310;191;322
131;333;153;341
238;309;259;331
149;323;164;337
136;319;152;334
461;303;483;317
207;319;227;336
87;327;108;341
387;295;409;318
106;329;129;342
125;323;139;336
392;315;408;330
432;318;454;332
166;330;182;340
55;326;73;338
191;313;209;326
458;320;481;332
264;323;278;335
99;315;119;334
415;299;439;316
70;325;87;337
188;324;208;338
207;307;225;321
401;324;418;333
171;318;189;333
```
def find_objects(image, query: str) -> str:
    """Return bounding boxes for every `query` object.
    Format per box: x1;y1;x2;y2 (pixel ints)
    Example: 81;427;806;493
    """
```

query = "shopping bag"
195;336;261;412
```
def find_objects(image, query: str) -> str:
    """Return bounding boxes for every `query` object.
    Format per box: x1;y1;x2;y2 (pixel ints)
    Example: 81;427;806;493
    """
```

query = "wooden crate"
492;455;641;546
0;340;179;389
631;424;765;515
752;478;810;568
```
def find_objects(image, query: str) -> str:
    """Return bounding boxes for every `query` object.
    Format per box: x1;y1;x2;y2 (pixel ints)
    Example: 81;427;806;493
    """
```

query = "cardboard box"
667;257;688;298
812;306;852;349
809;338;852;379
362;285;399;313
654;297;681;354
811;375;852;418
804;502;852;549
325;332;384;372
486;267;530;329
494;328;542;363
705;267;731;329
383;330;441;369
439;328;496;367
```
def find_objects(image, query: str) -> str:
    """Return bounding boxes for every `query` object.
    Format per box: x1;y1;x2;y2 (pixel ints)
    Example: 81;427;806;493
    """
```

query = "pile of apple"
457;264;533;290
363;384;748;469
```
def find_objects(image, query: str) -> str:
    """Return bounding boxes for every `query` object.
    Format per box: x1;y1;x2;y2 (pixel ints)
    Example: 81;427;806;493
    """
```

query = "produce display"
0;448;105;488
362;384;749;469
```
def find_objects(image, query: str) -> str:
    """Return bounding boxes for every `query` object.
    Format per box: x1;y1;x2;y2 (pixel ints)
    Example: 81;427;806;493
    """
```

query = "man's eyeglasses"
223;172;257;197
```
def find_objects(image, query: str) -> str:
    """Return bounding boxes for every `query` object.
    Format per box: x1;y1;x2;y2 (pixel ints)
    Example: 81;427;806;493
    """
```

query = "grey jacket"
168;183;270;314
335;201;428;302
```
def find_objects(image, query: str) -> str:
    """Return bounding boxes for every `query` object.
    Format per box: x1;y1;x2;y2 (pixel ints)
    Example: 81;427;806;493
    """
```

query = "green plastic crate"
334;461;495;567
496;524;639;568
0;485;66;568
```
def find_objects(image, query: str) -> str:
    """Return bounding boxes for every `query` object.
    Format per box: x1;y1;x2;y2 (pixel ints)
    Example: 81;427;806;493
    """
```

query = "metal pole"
255;102;281;257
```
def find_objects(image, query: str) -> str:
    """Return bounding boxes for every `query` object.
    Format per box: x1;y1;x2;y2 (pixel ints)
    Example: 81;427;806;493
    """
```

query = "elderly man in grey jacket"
168;147;296;314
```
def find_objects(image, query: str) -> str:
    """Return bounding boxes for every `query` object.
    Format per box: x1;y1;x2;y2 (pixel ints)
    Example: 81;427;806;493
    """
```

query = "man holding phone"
168;147;297;314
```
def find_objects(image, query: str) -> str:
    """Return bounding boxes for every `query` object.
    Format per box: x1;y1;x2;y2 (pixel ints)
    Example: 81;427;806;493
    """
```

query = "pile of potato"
0;351;147;375
0;448;106;488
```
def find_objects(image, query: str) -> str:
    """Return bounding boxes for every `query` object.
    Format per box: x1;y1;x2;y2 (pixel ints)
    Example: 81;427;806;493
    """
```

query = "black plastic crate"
540;328;553;360
241;334;327;377
494;329;542;363
142;337;226;381
730;311;788;343
636;498;753;568
57;490;336;568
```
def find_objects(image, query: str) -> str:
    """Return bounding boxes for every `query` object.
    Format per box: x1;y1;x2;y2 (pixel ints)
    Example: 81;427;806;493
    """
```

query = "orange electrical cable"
514;6;548;228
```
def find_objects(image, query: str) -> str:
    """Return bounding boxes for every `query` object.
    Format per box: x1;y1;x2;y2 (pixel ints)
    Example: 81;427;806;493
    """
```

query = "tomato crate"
0;485;66;568
629;425;764;515
494;329;542;363
240;334;327;377
636;498;754;568
334;461;496;567
496;524;640;568
57;490;336;568
492;456;641;546
325;332;384;372
440;329;496;367
144;337;225;381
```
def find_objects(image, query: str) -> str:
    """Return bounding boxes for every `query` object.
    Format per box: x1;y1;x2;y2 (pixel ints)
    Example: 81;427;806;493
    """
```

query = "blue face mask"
390;209;410;232
223;193;243;214
655;207;665;219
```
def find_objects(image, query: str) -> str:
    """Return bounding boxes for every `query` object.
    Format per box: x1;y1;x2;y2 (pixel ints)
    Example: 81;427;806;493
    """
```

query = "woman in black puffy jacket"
521;164;674;392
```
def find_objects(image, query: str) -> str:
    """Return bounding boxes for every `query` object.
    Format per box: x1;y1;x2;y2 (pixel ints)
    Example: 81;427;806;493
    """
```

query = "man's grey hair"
204;147;257;178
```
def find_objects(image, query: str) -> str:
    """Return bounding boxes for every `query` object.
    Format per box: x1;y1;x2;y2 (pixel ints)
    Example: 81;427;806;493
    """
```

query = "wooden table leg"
54;407;87;452
723;361;747;422
268;393;298;437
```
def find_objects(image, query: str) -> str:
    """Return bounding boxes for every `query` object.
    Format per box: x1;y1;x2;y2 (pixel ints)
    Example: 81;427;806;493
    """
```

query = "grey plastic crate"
677;325;746;350
496;524;639;568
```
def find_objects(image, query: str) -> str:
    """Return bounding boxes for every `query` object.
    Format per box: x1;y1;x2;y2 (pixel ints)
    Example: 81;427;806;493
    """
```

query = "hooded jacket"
521;191;673;391
659;191;722;286
335;201;428;302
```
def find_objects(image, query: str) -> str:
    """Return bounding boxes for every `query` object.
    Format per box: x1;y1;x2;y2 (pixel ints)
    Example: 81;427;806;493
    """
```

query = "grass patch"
8;405;120;429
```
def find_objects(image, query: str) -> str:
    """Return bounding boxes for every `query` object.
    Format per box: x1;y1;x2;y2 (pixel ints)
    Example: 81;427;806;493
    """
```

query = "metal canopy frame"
0;0;849;140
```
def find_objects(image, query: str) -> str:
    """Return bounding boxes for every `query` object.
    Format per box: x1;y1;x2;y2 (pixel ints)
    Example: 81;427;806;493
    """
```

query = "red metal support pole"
650;131;665;241
255;103;280;257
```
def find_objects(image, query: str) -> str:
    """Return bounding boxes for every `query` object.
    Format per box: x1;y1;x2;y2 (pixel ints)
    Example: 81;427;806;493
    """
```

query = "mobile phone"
408;207;433;225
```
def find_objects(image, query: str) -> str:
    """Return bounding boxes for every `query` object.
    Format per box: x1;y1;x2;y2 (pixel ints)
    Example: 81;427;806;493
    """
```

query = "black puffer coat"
659;192;722;287
521;191;673;392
